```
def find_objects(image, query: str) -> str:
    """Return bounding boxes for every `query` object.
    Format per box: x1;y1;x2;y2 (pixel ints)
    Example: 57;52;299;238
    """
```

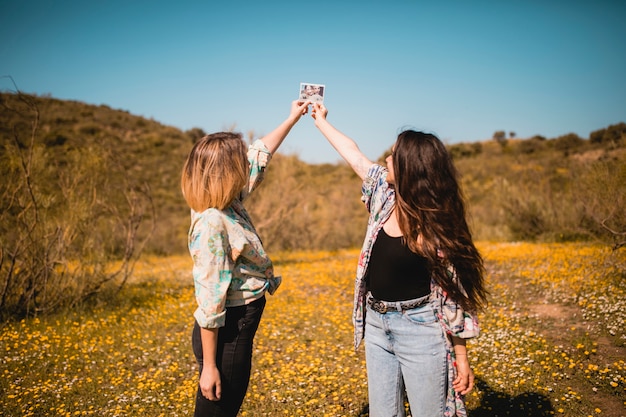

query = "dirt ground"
510;280;625;416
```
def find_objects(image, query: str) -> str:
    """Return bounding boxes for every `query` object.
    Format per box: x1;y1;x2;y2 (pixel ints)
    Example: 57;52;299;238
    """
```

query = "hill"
2;92;625;255
449;128;625;245
1;92;194;254
1;92;624;316
0;92;366;257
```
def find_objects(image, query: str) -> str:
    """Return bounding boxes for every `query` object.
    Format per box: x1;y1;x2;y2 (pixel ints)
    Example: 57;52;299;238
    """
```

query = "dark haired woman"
311;103;487;417
181;100;309;416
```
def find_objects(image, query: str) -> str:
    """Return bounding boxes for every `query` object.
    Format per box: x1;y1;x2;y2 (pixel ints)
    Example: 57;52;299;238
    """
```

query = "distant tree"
493;130;506;141
493;130;507;147
589;128;605;144
554;133;584;154
185;127;206;143
606;122;626;146
509;131;516;139
518;137;545;154
589;122;626;147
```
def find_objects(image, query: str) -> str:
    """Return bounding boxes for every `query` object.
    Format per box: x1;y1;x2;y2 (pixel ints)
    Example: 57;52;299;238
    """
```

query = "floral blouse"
354;164;480;417
188;140;281;329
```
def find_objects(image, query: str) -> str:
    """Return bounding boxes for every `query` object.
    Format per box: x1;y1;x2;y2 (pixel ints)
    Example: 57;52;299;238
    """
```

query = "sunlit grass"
1;243;624;416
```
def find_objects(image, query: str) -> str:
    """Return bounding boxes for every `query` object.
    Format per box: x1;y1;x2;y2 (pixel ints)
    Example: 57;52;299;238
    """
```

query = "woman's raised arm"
311;103;373;180
260;100;310;155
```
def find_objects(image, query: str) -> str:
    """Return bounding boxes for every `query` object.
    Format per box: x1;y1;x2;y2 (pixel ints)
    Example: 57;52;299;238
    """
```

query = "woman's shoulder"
191;208;230;229
192;207;222;218
365;164;388;182
361;164;393;215
363;164;390;195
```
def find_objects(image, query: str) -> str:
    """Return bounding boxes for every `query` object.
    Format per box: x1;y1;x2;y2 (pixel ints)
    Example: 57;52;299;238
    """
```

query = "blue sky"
2;0;625;163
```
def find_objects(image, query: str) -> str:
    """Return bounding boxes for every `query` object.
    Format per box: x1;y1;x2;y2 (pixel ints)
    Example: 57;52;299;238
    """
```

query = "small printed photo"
299;83;325;104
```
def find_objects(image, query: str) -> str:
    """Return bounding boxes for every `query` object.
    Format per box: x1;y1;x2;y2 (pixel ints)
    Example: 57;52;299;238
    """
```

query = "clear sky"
2;0;625;163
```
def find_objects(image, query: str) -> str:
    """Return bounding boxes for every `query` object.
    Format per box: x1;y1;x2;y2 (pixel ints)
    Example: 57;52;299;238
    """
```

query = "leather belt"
366;293;430;314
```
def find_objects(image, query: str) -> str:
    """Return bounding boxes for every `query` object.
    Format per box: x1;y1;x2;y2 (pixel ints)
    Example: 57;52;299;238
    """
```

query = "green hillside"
2;92;625;256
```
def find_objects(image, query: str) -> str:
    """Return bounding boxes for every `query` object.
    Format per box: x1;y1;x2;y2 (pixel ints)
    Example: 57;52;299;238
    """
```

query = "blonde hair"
181;132;248;212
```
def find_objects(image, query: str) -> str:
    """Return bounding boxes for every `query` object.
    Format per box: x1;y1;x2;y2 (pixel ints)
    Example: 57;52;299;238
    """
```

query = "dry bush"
0;92;153;318
247;155;366;252
572;157;626;249
484;151;625;246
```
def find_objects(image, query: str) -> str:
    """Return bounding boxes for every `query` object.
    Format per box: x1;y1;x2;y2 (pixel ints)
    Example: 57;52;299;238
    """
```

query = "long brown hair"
181;132;248;212
393;130;487;312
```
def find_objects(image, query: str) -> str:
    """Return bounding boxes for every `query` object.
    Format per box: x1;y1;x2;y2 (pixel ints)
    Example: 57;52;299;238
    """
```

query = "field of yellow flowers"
1;242;624;416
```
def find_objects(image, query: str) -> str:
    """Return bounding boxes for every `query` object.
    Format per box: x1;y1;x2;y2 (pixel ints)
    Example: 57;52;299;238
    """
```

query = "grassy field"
1;243;624;416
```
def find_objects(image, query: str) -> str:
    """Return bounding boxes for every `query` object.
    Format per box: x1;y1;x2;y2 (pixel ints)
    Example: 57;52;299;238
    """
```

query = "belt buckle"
372;300;387;314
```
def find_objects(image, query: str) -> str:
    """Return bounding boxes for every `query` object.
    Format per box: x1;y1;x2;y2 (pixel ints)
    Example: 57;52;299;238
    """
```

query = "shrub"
553;133;584;154
449;142;483;159
0;92;153;318
572;159;626;249
590;122;626;147
518;137;546;154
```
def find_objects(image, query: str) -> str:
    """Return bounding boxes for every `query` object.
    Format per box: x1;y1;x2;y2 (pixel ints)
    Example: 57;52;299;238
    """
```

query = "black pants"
192;296;266;417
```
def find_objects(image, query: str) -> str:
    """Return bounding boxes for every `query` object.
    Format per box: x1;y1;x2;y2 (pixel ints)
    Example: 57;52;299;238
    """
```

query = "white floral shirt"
188;140;281;329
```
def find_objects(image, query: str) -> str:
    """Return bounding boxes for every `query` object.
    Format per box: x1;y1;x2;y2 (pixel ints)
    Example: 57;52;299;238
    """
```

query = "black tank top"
366;228;431;301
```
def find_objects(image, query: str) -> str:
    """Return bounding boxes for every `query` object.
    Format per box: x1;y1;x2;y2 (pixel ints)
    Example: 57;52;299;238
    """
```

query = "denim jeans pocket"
402;304;437;325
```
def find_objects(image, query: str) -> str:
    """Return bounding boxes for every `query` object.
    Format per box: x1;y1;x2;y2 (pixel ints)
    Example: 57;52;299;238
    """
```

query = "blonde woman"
181;100;308;417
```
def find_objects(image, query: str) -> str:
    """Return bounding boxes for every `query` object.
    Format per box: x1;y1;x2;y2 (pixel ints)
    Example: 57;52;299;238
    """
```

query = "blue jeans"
365;298;447;417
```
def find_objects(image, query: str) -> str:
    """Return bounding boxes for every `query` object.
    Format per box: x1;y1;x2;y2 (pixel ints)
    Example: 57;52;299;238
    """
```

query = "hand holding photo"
299;83;325;104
